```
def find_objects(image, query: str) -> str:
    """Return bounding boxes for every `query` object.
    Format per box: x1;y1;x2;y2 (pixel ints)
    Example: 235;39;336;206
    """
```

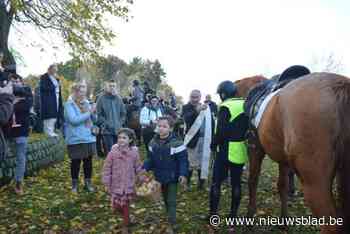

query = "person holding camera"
3;74;33;195
0;81;14;163
64;82;97;193
0;51;15;160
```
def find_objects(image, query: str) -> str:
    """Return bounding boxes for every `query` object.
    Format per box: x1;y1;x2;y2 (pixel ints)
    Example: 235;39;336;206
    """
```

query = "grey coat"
0;93;15;160
96;93;126;136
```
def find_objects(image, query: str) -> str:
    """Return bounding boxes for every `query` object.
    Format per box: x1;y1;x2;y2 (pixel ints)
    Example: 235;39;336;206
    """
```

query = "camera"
0;70;10;88
0;69;30;97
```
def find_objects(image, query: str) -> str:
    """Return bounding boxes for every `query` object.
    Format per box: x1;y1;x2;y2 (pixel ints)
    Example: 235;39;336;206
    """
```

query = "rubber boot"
72;179;78;193
84;179;95;192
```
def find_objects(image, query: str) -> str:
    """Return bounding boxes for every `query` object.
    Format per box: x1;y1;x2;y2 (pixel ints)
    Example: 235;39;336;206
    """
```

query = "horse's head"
234;75;268;98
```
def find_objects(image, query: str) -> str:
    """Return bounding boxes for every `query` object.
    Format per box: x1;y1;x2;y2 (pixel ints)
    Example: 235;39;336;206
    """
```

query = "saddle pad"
253;89;281;128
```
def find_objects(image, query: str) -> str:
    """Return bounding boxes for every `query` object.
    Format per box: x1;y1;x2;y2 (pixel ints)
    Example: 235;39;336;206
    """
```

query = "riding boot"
84;179;95;192
72;179;78;193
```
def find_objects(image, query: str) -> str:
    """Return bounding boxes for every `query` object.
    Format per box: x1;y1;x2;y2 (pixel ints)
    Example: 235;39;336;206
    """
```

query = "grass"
0;145;320;234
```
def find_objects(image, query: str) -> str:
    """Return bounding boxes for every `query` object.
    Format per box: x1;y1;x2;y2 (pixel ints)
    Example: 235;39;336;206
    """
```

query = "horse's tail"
332;77;350;233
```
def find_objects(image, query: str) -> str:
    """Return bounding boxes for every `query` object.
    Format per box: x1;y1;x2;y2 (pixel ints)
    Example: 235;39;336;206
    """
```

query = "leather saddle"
244;65;311;127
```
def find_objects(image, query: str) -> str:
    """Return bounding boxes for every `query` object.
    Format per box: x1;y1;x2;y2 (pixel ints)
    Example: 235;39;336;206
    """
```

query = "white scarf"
184;108;212;179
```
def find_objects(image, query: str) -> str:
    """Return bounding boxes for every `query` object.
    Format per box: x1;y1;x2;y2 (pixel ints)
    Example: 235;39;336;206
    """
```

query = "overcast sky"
11;0;350;102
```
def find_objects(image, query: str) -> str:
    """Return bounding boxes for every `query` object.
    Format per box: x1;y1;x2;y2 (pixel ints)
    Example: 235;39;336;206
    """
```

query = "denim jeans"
14;137;28;183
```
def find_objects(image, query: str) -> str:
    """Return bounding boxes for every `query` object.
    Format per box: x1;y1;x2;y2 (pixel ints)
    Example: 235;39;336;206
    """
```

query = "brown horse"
235;73;350;234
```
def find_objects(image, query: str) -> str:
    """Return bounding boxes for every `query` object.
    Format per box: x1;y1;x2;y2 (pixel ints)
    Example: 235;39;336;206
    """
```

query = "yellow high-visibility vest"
219;98;248;164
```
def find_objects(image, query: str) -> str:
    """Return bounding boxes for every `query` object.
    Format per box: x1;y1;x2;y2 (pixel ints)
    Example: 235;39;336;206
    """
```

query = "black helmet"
217;80;237;101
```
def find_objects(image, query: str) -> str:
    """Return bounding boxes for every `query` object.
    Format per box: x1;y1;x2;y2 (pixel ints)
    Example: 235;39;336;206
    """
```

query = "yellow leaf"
257;210;266;215
24;209;33;216
134;208;146;215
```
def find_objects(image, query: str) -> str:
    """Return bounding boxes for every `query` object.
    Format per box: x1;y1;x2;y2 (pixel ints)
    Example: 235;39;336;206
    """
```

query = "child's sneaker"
15;182;23;195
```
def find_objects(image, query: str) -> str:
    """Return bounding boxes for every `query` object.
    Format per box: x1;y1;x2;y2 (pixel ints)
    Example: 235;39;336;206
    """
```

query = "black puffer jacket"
0;93;15;160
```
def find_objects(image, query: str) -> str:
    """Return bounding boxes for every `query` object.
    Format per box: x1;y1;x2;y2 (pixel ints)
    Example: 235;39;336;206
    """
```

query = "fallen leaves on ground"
0;146;319;233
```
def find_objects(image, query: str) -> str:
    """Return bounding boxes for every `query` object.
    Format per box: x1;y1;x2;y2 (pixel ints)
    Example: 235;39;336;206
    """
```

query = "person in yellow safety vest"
208;80;249;233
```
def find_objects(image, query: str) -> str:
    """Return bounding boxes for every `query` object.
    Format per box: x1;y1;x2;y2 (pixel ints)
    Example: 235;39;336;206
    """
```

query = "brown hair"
158;115;175;128
117;128;137;146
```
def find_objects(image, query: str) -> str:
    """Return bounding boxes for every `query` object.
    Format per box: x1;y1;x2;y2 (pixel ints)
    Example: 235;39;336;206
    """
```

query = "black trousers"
71;156;93;180
209;153;244;218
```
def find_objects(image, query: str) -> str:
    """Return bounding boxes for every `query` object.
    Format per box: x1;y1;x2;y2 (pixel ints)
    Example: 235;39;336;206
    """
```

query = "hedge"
0;134;65;186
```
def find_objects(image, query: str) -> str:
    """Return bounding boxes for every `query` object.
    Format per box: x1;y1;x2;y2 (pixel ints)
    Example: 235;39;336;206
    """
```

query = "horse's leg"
297;157;337;234
247;146;265;217
277;163;289;219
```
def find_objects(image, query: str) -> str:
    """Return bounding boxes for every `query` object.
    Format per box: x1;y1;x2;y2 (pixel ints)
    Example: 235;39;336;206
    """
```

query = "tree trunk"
0;3;16;69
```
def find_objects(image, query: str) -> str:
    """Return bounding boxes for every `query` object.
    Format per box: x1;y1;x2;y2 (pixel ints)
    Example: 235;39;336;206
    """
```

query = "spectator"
96;80;126;154
160;100;178;120
131;80;144;108
3;74;33;195
64;82;96;193
39;64;63;137
169;92;177;109
182;90;213;190
204;94;218;118
140;95;163;150
0;76;14;161
126;98;142;146
143;81;154;103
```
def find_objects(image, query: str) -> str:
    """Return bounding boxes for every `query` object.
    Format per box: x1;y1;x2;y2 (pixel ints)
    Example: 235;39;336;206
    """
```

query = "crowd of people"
0;56;297;234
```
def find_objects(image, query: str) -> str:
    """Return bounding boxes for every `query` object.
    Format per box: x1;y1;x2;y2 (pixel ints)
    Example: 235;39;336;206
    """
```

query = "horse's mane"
234;75;268;98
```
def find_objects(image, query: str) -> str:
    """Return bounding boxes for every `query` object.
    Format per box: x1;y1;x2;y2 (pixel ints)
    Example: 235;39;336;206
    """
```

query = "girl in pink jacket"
102;128;147;233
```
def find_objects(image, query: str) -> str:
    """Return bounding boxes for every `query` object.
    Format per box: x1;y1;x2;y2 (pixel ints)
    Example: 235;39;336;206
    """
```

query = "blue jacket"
64;98;96;145
143;134;189;184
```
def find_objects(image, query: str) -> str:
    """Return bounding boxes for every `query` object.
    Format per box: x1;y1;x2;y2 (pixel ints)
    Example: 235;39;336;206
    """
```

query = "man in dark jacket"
3;74;33;194
181;90;211;190
131;80;144;108
96;80;126;153
0;79;14;161
39;64;63;137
